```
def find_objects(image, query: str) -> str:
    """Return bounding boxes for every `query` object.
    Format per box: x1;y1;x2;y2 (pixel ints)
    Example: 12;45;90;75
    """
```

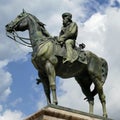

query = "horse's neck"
28;16;45;46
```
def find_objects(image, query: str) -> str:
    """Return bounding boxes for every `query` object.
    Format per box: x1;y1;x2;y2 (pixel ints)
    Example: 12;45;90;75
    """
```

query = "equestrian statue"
5;10;108;118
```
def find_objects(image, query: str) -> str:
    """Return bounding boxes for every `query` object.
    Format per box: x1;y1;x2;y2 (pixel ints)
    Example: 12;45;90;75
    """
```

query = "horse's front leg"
38;71;51;104
45;60;58;105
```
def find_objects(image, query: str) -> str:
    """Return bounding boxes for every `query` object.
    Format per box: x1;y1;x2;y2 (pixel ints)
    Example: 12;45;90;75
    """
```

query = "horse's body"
5;10;108;117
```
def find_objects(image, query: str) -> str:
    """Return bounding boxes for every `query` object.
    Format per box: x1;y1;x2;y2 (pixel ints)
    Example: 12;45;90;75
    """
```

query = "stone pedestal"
24;105;112;120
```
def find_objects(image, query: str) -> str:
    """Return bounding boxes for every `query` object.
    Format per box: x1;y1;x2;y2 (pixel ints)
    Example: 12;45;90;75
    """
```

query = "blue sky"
0;0;120;120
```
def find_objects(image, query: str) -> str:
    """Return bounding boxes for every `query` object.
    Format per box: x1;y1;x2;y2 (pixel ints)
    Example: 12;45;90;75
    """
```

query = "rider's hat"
62;12;72;19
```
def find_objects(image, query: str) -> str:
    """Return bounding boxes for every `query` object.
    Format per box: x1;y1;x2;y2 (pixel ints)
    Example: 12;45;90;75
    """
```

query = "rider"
58;12;78;63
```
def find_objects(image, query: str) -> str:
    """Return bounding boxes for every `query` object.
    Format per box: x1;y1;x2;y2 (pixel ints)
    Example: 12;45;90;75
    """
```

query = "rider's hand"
58;36;65;43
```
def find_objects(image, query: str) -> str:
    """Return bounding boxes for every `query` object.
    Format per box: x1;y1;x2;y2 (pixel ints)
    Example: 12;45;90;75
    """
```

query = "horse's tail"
90;58;108;98
100;58;108;84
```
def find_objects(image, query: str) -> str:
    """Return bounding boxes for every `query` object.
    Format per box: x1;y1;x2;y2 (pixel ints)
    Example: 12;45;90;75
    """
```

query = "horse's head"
6;10;52;48
5;9;28;33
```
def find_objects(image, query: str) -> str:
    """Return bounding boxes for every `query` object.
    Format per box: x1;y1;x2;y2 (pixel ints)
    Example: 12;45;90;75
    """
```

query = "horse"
5;10;108;118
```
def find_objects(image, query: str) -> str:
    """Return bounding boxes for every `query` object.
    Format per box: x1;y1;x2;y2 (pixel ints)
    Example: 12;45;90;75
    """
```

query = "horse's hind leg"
93;76;107;118
99;86;107;117
45;60;58;105
38;71;51;104
82;86;94;114
75;76;94;114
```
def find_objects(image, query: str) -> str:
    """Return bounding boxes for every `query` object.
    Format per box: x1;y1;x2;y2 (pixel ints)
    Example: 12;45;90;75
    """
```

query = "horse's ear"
22;9;26;13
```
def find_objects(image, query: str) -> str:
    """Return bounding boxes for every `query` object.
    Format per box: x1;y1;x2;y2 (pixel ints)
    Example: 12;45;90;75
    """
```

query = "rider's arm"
60;22;78;40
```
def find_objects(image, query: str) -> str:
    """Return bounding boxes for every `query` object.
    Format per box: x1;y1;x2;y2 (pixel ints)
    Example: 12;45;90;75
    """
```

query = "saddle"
52;39;87;64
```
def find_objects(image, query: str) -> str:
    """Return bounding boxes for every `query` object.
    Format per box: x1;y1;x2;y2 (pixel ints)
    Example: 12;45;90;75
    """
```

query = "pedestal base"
24;104;112;120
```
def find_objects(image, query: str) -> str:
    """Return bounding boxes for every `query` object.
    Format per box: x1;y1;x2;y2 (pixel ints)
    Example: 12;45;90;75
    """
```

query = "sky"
0;0;120;120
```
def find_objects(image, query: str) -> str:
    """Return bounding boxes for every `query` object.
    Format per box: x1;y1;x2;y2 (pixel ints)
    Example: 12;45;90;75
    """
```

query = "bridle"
6;13;32;47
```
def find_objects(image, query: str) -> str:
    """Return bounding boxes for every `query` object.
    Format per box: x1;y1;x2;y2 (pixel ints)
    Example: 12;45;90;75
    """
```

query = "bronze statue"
5;10;108;118
58;12;78;63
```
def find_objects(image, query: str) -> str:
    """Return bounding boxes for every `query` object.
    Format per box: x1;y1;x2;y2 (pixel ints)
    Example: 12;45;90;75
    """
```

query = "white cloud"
0;62;12;101
77;12;106;56
0;34;31;62
37;100;46;110
0;0;32;103
10;98;23;107
0;109;24;120
110;0;120;5
58;78;88;111
0;105;3;112
0;36;30;108
104;7;120;119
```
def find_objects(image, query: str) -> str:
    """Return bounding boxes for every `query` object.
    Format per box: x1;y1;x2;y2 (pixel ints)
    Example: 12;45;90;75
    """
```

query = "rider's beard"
63;22;67;27
63;21;71;27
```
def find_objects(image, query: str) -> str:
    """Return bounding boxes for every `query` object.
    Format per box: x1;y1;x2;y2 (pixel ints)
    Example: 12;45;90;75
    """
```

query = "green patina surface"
6;10;109;118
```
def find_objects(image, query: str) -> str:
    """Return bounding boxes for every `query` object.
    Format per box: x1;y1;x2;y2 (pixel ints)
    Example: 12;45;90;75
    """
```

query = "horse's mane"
28;13;46;28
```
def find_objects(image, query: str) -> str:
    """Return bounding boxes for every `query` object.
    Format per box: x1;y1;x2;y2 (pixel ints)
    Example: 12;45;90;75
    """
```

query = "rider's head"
62;12;72;21
62;12;72;26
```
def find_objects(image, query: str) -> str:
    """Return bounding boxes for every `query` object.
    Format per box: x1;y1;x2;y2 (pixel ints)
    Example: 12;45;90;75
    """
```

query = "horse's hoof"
103;114;108;118
53;101;58;105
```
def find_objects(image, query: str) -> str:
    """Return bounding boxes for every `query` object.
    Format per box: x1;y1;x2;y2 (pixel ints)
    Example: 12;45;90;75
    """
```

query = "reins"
6;30;32;47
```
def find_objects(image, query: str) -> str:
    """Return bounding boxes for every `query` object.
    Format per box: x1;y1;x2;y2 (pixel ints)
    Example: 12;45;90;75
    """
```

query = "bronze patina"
5;10;108;118
58;12;78;63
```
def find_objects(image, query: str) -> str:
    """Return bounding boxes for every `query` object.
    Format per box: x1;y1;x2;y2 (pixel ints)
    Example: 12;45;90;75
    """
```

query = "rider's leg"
64;39;74;63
